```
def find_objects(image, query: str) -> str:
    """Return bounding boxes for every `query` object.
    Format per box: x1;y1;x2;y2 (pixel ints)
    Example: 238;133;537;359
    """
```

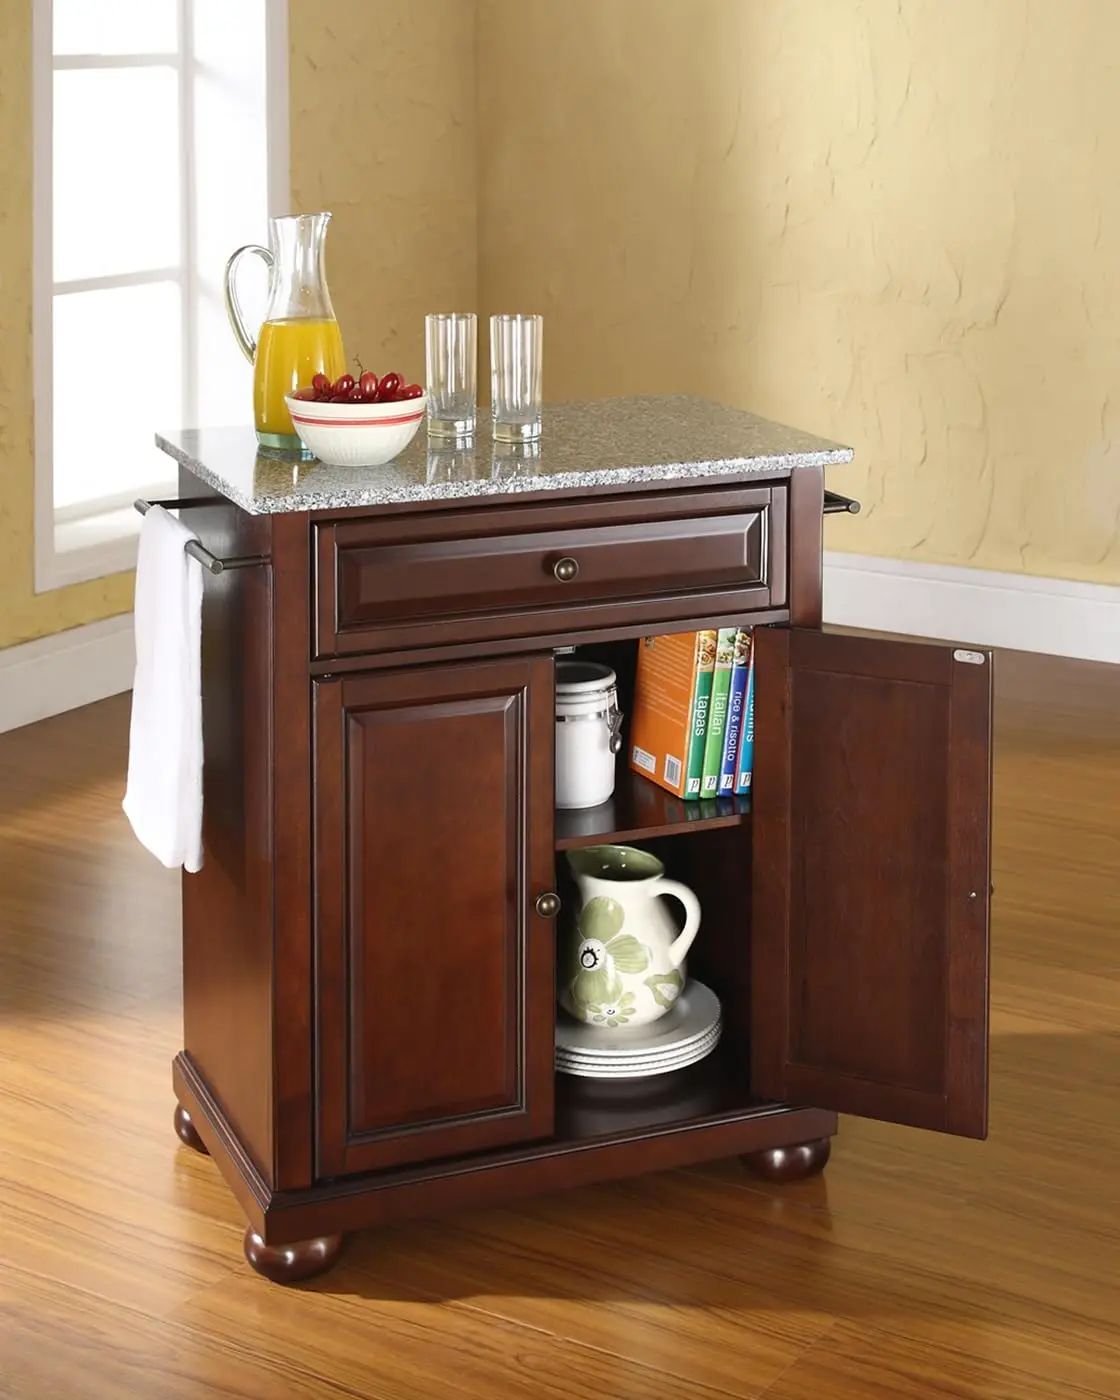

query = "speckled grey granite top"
156;396;852;516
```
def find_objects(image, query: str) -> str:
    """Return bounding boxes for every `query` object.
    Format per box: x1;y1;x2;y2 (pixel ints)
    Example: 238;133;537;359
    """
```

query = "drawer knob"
535;891;561;918
553;556;580;583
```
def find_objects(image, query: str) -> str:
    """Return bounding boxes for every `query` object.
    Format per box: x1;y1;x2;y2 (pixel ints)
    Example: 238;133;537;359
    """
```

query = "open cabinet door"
751;629;992;1138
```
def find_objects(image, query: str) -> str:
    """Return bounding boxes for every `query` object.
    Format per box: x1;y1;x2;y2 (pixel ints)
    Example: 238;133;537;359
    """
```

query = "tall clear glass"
490;314;543;442
425;313;477;438
224;212;345;455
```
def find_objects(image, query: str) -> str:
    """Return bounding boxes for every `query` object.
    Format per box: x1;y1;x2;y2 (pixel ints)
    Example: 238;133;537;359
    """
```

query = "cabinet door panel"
315;656;555;1175
751;629;991;1138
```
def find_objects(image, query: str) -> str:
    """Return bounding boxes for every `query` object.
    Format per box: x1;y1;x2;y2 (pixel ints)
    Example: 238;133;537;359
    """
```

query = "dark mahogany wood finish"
270;513;317;1188
316;484;784;658
243;1227;344;1284
741;1137;832;1183
168;458;991;1280
314;656;557;1174
556;772;750;850
174;1042;836;1247
787;466;824;627
750;628;993;1137
175;477;281;1185
173;1103;208;1155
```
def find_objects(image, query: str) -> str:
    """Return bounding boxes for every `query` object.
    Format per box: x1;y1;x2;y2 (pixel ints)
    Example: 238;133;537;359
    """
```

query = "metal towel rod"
133;498;270;576
823;490;861;515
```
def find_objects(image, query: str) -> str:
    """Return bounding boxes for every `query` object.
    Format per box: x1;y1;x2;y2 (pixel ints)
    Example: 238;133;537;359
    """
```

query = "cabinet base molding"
243;1228;345;1284
740;1137;832;1183
173;1104;209;1156
174;1050;836;1273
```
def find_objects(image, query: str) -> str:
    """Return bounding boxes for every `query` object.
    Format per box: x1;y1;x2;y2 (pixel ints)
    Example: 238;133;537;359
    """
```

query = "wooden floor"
2;650;1119;1399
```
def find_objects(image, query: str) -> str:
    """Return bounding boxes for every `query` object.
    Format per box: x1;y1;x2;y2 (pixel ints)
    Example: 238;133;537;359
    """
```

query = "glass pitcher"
224;212;346;455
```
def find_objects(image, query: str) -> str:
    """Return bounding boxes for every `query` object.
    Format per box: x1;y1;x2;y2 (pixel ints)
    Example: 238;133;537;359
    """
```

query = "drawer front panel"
316;485;783;657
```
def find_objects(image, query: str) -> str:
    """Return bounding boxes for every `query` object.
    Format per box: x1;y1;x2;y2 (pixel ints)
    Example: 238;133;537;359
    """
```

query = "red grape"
347;386;365;402
359;371;378;399
376;372;402;402
290;387;316;400
400;383;424;399
333;374;355;395
330;393;351;402
312;373;331;394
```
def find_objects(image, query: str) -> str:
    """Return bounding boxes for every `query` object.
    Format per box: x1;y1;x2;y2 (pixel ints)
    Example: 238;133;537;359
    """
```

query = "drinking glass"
425;313;477;438
490;314;543;441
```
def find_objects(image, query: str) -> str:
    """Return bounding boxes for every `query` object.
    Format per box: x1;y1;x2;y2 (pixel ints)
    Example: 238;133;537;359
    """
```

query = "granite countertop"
155;395;853;516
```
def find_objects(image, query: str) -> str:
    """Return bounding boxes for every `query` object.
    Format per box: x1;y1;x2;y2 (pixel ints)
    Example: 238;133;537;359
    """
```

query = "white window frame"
32;0;291;593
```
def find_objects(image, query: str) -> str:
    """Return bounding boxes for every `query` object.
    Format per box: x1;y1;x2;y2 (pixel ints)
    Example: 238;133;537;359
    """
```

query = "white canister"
555;661;623;810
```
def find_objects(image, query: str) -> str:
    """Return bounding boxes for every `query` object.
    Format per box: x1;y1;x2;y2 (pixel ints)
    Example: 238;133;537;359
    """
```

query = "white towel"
123;505;205;872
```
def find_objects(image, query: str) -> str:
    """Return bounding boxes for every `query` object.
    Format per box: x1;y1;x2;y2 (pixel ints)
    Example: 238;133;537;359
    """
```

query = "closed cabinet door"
751;628;993;1138
314;655;556;1176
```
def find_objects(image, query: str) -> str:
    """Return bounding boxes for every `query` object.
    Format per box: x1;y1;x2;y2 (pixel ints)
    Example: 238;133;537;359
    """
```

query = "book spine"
683;630;717;799
701;628;737;795
734;633;756;795
719;628;750;793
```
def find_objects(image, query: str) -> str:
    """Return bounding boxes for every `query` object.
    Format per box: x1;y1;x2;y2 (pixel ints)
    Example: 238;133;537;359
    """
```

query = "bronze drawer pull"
535;892;561;918
553;557;580;583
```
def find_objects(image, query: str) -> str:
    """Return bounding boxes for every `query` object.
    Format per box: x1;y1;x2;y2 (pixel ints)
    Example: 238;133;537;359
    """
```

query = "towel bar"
133;498;270;576
823;490;861;515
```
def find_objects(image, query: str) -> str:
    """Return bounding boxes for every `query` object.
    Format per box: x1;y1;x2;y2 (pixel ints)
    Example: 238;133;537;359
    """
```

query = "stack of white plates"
556;980;722;1079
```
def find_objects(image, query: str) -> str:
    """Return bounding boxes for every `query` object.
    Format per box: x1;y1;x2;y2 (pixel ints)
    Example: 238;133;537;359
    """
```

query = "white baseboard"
825;551;1120;663
0;613;134;734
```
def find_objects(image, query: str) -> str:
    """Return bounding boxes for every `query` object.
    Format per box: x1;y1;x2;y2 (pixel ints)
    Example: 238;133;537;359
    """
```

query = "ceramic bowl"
285;394;426;467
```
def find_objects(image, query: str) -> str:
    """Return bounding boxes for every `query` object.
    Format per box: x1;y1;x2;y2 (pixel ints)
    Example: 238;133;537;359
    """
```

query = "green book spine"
683;630;717;799
701;628;737;795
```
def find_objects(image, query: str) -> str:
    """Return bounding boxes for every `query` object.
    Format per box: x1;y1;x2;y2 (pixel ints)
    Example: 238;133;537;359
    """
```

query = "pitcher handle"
656;879;702;968
223;243;273;363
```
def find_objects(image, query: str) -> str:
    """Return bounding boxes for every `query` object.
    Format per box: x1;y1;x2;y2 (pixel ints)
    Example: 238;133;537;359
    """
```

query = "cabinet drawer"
316;485;784;657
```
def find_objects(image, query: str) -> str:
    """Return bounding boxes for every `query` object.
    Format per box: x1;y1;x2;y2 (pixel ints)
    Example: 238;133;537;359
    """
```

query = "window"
33;0;288;589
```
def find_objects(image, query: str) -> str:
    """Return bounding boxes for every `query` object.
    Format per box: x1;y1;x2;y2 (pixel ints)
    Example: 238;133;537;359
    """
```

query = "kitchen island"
156;396;992;1283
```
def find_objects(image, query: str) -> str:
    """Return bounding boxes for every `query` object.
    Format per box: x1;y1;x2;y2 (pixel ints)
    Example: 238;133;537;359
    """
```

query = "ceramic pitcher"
559;845;701;1030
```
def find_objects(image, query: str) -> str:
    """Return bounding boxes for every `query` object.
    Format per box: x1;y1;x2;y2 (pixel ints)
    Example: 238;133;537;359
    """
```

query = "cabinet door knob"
552;556;580;583
535;892;561;918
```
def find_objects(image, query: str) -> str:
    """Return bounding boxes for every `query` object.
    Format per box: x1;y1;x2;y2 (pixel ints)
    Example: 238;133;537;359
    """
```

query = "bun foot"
173;1104;209;1155
243;1227;345;1284
741;1137;831;1183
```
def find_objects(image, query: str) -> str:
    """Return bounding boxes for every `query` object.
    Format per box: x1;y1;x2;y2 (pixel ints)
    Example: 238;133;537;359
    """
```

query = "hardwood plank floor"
2;650;1119;1399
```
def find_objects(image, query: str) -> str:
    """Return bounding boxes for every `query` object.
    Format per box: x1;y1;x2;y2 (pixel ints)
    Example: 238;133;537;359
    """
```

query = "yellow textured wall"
7;0;1117;654
0;0;477;650
477;0;1120;584
288;0;477;386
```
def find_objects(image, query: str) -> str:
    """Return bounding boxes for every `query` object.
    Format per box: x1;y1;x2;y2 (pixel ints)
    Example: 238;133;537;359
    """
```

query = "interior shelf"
553;1042;769;1144
555;770;751;850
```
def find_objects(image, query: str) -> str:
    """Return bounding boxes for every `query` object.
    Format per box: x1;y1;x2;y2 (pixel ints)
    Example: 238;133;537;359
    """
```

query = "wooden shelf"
553;1042;771;1144
555;770;751;849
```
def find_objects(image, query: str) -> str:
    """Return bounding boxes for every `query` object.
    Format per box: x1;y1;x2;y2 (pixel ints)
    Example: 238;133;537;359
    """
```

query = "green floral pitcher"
559;845;701;1030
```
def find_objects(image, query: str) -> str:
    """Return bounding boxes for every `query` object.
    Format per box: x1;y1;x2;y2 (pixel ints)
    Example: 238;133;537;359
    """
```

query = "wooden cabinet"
314;656;556;1173
750;628;992;1138
170;462;994;1283
314;484;783;658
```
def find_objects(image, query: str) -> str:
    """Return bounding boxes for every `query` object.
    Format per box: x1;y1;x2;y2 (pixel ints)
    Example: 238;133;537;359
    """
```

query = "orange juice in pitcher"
253;318;346;441
224;212;345;455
